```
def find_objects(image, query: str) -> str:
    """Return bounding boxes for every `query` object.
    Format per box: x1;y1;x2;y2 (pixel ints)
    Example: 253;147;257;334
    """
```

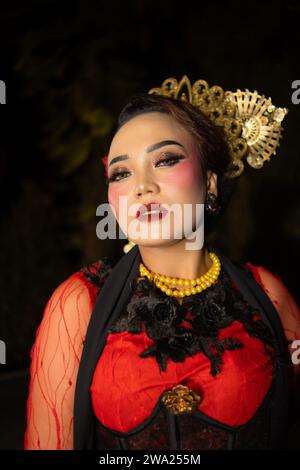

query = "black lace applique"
79;257;113;293
108;268;276;376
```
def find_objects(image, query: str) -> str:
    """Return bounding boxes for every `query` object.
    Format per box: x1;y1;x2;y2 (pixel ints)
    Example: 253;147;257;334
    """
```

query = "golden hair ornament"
148;75;288;178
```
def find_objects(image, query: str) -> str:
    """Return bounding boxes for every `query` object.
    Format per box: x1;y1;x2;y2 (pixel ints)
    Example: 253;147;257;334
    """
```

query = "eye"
155;153;185;167
107;169;131;183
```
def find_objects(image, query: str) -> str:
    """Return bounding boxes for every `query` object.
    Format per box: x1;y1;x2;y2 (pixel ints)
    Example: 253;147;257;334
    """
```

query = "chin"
133;237;183;248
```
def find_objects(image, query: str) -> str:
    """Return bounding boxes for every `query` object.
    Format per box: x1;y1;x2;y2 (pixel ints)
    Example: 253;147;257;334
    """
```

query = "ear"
206;171;218;197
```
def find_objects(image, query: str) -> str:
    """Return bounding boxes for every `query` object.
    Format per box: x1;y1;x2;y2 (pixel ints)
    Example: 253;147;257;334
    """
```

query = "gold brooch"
161;384;202;415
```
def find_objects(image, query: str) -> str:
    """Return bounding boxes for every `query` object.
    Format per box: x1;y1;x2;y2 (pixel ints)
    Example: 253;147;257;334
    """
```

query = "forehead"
108;112;194;156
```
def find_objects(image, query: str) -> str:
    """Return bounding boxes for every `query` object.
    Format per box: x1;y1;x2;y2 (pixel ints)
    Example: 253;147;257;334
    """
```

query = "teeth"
143;210;161;215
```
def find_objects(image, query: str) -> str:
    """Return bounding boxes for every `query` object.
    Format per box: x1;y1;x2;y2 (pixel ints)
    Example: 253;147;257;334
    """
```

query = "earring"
123;240;136;253
205;192;221;215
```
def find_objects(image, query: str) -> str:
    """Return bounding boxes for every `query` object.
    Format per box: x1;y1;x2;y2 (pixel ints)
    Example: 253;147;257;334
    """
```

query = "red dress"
90;308;274;431
24;260;300;449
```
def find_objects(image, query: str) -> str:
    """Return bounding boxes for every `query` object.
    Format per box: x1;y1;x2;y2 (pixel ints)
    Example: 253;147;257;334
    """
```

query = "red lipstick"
136;202;168;222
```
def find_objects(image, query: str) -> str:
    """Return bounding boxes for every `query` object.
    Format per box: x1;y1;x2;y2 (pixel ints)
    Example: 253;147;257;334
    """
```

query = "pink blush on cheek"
162;159;201;189
108;186;129;216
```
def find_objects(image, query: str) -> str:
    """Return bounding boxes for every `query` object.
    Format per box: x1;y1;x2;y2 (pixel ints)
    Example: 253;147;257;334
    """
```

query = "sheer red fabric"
24;265;100;450
246;263;300;376
24;261;300;449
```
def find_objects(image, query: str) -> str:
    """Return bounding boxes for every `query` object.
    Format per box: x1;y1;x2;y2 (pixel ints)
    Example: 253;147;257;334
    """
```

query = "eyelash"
107;153;185;183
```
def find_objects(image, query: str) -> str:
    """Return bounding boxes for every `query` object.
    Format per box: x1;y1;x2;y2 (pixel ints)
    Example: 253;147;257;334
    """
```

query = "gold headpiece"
148;75;288;178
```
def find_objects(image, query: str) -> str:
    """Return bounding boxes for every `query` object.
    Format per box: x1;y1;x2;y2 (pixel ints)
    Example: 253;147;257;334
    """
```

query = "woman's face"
107;111;210;247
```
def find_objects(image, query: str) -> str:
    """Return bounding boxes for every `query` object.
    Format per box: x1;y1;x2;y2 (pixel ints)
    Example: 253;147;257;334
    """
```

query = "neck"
138;239;212;280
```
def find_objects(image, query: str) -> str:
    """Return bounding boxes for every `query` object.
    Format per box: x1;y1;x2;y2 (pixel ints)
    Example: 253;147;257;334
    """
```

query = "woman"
24;79;300;450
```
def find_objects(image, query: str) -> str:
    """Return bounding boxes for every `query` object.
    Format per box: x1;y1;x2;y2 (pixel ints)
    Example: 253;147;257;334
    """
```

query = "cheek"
162;160;202;194
108;186;127;215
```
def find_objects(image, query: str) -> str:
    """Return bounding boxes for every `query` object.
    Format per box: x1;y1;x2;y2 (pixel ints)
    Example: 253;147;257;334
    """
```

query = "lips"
136;202;168;221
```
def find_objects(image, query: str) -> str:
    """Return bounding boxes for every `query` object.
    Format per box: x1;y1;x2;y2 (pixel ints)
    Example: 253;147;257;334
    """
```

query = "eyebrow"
108;140;185;167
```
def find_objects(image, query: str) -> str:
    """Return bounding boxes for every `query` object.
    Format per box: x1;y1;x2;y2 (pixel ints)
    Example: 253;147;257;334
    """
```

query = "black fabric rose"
79;257;112;293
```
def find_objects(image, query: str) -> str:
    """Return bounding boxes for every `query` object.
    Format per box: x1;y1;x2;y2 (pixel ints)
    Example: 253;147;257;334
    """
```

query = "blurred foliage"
2;0;147;262
0;0;299;370
0;179;72;368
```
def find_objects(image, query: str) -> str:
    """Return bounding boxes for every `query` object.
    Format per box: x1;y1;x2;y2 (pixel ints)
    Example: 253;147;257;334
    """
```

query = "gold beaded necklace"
139;252;221;299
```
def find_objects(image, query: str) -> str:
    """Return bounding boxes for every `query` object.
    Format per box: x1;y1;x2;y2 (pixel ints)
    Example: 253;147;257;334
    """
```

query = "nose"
134;175;159;198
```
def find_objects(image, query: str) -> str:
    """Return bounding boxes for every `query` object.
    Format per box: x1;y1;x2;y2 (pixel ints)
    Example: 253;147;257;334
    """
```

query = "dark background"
0;0;299;450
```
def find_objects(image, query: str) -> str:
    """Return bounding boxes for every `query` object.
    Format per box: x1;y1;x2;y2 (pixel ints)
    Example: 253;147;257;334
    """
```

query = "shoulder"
77;256;113;295
244;261;300;377
244;261;299;337
50;257;113;306
36;257;113;345
244;262;292;300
